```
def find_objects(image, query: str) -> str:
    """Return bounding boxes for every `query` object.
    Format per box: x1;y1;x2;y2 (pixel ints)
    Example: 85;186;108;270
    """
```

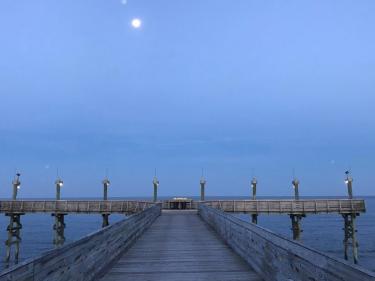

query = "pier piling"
5;173;23;262
52;213;66;245
5;213;23;263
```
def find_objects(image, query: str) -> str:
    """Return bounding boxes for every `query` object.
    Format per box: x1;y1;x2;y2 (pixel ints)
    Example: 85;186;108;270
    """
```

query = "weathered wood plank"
100;210;262;281
199;204;375;281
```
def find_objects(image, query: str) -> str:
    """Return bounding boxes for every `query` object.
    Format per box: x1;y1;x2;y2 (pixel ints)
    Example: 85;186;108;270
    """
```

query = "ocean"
0;196;374;272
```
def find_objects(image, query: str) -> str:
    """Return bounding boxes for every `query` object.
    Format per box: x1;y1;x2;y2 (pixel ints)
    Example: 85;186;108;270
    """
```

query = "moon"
131;18;142;29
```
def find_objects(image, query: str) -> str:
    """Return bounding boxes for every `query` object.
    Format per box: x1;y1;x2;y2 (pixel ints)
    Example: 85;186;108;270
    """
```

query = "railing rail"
0;199;366;214
0;200;156;214
202;199;366;214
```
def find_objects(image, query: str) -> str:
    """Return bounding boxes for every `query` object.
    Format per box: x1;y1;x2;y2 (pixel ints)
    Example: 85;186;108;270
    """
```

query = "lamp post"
55;178;63;200
12;173;21;200
102;178;110;201
251;178;257;200
200;176;206;201
292;178;300;200
345;171;353;199
153;176;159;202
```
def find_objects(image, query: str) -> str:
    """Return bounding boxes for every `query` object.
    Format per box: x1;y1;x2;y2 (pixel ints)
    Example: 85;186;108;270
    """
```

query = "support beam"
102;213;110;227
290;214;303;240
5;213;23;263
343;213;359;264
52;213;66;246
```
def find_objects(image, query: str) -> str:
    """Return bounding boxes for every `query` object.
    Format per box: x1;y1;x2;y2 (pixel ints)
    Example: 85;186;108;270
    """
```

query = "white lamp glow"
131;18;142;29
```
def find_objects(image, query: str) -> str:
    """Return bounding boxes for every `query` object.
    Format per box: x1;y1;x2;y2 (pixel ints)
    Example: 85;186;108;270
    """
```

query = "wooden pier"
0;198;367;265
1;173;374;281
1;203;374;281
100;210;261;281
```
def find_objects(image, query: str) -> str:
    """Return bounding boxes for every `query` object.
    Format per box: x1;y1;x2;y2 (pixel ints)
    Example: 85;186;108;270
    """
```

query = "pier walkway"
100;210;262;281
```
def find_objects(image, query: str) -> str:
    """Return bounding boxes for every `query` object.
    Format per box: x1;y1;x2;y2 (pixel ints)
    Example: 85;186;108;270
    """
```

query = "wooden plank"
100;210;262;281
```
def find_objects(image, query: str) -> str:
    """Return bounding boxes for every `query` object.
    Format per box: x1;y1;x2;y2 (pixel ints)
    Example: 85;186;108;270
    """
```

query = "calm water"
0;196;374;272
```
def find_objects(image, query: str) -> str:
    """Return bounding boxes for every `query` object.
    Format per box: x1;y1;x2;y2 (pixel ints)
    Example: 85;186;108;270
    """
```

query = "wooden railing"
198;204;375;281
0;199;366;214
0;200;156;214
202;199;366;214
0;205;162;281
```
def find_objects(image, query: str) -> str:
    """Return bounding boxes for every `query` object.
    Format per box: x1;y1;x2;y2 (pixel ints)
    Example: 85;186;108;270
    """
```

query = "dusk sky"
0;0;374;198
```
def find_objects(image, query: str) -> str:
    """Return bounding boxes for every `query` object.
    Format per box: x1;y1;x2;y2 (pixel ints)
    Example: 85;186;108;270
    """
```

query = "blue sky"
0;0;374;198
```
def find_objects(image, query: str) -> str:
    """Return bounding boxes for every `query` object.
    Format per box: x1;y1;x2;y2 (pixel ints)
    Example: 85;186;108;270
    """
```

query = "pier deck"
100;210;262;281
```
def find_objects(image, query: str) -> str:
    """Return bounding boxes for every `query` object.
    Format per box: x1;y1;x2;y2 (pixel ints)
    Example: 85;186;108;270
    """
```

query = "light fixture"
55;179;64;187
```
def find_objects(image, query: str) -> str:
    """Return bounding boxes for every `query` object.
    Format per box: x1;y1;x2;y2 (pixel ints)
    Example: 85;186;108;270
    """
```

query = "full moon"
131;18;142;29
